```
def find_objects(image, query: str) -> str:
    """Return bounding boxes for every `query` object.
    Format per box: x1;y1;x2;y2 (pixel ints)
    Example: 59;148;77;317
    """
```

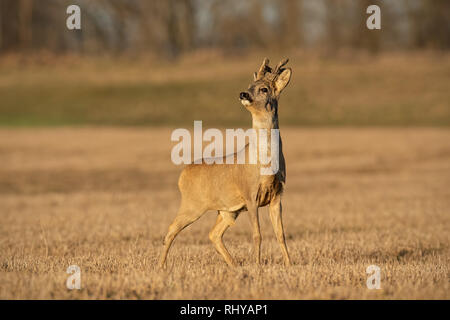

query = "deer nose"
240;92;250;100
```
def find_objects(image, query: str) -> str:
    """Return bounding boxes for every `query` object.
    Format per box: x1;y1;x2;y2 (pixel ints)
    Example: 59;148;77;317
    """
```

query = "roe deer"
159;58;292;268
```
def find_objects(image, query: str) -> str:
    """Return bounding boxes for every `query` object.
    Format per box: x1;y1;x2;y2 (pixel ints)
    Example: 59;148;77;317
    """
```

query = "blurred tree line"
0;0;448;57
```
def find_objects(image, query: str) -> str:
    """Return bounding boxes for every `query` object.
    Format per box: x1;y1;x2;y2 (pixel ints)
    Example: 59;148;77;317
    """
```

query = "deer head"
239;58;292;117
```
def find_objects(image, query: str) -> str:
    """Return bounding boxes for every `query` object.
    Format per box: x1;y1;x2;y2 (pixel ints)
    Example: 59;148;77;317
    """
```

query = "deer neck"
251;111;279;131
250;111;283;178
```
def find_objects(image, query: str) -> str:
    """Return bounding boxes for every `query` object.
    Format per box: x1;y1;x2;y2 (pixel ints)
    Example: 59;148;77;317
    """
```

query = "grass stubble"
0;127;448;299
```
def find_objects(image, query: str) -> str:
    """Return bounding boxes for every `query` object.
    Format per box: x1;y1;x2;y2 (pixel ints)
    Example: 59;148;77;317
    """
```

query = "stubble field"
0;127;449;299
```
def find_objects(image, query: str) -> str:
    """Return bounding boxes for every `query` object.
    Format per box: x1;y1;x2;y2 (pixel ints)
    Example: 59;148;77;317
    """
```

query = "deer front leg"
247;205;261;265
269;195;291;266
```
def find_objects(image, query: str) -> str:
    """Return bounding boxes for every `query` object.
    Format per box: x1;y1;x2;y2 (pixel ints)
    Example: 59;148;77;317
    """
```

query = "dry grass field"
0;127;449;299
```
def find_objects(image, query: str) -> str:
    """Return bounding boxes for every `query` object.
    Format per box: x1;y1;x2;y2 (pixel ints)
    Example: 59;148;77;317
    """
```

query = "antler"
273;58;289;76
255;58;271;80
255;58;289;82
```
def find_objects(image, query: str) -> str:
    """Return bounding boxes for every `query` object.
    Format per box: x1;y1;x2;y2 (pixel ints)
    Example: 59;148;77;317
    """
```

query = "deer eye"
260;87;268;93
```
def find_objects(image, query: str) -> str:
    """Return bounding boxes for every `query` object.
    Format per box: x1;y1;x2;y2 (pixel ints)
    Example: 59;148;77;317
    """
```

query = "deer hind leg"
209;211;238;267
269;196;291;267
159;204;205;268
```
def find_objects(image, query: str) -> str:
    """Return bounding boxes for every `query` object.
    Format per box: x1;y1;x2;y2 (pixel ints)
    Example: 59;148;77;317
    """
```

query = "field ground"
0;127;449;299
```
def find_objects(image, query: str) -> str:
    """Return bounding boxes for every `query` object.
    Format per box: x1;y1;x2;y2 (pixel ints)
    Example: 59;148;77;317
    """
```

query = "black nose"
240;92;250;100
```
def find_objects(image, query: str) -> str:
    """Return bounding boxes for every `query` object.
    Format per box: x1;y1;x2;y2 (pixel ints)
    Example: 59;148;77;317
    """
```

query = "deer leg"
159;206;205;268
209;211;238;267
269;196;291;266
247;205;261;265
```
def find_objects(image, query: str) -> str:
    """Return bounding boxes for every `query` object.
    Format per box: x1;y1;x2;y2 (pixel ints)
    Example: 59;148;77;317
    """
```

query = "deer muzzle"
239;91;252;104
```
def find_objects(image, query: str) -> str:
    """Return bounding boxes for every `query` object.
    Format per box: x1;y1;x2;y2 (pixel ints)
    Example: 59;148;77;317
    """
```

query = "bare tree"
18;0;33;50
408;0;450;50
325;0;344;54
280;0;303;48
0;0;3;50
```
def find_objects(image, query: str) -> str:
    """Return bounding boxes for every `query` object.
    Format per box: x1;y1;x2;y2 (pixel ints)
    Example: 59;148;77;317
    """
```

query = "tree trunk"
0;0;3;51
281;0;302;48
18;0;33;51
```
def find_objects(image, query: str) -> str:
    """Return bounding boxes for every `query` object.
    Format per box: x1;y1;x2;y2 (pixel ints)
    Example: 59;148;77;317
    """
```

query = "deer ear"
253;72;257;81
274;68;292;95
